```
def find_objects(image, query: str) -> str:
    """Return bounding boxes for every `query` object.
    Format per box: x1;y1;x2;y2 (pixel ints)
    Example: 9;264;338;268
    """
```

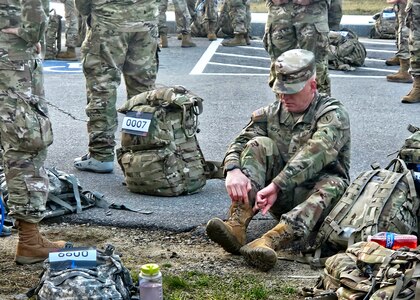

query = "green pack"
399;124;420;165
116;86;214;196
370;7;396;39
302;241;420;300
328;29;367;71
311;158;419;266
44;9;62;60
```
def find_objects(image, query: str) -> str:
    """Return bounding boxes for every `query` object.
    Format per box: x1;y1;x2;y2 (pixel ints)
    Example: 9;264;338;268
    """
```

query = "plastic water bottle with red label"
367;232;418;250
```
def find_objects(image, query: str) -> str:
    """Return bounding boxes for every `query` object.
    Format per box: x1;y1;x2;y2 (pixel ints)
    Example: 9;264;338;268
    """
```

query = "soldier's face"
278;79;316;113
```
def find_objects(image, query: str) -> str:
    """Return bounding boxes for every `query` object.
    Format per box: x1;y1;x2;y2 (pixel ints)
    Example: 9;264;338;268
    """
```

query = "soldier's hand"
1;27;19;35
254;183;279;215
35;42;41;54
225;169;252;204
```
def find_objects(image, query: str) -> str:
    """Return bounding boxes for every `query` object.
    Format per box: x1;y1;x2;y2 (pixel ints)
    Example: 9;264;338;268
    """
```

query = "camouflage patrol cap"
272;49;316;94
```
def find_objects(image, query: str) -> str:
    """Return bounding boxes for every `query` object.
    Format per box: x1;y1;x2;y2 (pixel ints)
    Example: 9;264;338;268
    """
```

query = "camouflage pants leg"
204;0;218;24
226;0;248;34
327;0;343;31
396;2;410;60
81;28;158;161
158;0;169;35
219;0;235;36
173;0;193;34
408;0;420;75
61;0;79;48
265;2;330;95
0;60;52;223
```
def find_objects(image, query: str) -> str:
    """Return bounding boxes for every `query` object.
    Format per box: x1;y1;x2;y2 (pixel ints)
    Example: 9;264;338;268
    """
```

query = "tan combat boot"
386;59;413;83
160;34;168;48
207;22;217;41
15;220;67;265
181;33;196;48
240;223;294;271
402;76;420;103
56;47;77;60
206;202;254;254
222;33;247;47
385;56;400;66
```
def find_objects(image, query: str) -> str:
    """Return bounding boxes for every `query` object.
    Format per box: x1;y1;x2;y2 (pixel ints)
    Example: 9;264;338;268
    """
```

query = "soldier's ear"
310;78;317;92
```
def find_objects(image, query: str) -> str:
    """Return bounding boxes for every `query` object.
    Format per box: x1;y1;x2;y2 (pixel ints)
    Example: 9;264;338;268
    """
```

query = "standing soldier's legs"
57;0;79;60
74;32;130;172
123;29;158;99
206;137;283;254
241;175;347;271
0;61;66;264
403;0;420;103
328;0;343;31
387;3;413;83
158;0;169;47
204;0;218;40
173;0;196;47
221;0;248;46
77;14;87;47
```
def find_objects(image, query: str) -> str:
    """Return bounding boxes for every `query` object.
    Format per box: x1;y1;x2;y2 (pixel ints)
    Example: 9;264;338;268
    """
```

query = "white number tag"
49;248;97;270
383;12;395;19
121;111;153;136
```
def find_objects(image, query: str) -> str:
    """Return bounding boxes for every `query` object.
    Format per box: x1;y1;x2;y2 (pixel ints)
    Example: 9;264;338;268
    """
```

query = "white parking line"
208;62;270;70
366;48;395;53
190;39;223;75
214;52;270;60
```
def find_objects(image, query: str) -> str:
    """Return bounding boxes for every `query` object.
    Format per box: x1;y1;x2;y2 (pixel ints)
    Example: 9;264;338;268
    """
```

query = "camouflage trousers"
158;0;193;34
395;2;409;60
408;0;420;75
0;59;52;223
176;0;197;33
239;136;348;239
328;0;343;31
222;0;251;34
81;26;158;161
218;0;251;37
191;0;218;37
60;0;79;48
264;2;330;95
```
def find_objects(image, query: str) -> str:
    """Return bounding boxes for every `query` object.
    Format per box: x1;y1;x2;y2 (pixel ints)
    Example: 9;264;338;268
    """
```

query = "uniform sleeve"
223;108;269;167
75;0;92;16
16;0;47;43
272;106;350;190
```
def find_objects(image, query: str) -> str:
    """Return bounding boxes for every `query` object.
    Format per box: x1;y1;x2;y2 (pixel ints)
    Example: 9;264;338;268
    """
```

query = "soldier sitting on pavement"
206;49;351;272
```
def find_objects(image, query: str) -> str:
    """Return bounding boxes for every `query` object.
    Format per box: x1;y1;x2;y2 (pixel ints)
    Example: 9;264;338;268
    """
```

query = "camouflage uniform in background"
175;0;196;34
264;0;331;95
0;0;52;223
75;0;158;163
395;1;410;60
223;93;350;241
218;0;251;37
328;0;343;31
191;0;219;37
60;0;79;49
159;0;193;35
408;0;420;75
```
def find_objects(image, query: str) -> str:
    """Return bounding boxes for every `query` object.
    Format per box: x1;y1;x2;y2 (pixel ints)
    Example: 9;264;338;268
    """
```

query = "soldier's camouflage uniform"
264;0;331;95
60;0;79;48
328;0;342;31
221;0;251;35
191;0;218;37
75;0;158;162
395;1;410;60
407;0;420;74
223;93;351;240
159;0;193;35
0;0;52;223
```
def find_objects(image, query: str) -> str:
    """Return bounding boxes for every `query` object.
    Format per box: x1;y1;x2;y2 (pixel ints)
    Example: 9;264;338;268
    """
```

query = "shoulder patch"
251;108;266;122
318;109;350;129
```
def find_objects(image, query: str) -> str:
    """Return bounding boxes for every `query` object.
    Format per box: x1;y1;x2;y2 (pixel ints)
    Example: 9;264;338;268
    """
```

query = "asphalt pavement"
42;5;418;240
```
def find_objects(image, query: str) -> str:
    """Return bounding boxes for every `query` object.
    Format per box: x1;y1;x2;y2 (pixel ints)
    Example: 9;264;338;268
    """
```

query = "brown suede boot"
160;34;168;48
222;33;247;47
402;76;420;103
206;202;254;254
15;220;67;265
386;59;413;83
240;223;294;271
181;33;196;48
56;47;77;60
207;22;217;41
385;56;400;66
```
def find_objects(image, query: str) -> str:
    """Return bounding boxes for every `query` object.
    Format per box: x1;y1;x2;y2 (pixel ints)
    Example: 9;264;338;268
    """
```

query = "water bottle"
139;263;163;300
367;232;418;250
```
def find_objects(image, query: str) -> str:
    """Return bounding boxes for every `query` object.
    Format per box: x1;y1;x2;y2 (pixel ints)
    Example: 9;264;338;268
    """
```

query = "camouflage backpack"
302;241;420;300
28;244;135;300
370;7;396;39
399;124;420;168
117;86;216;196
44;9;62;60
310;158;419;266
327;29;367;71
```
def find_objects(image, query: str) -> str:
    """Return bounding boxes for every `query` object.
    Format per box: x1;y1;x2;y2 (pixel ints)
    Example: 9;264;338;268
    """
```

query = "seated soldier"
206;49;351;271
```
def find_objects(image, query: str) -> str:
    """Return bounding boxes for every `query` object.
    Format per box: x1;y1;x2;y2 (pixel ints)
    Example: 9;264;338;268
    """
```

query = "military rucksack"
27;244;135;300
327;29;367;71
370;7;396;39
116;86;218;196
44;9;62;60
302;241;420;300
311;158;419;266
